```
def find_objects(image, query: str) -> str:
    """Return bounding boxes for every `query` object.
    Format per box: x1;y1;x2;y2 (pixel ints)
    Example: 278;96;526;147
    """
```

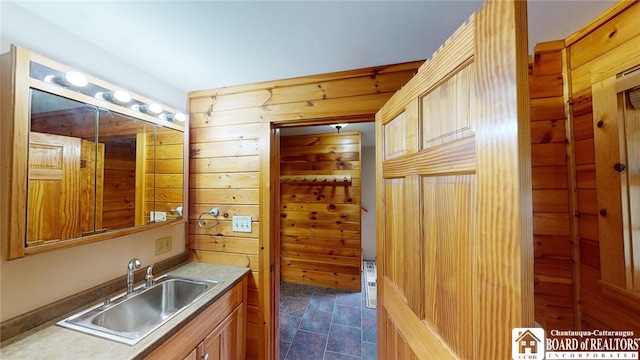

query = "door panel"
376;1;532;359
28;132;81;244
384;112;409;160
422;64;474;148
423;174;475;356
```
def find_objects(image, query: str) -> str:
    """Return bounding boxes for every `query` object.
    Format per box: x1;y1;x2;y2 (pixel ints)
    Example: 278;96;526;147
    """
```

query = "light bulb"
44;71;88;88
96;90;132;104
329;123;349;133
160;112;187;122
147;103;162;114
64;71;88;87
112;90;132;103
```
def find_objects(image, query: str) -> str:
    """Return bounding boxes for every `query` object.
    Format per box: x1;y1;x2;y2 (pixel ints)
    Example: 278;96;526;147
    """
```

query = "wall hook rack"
279;175;352;185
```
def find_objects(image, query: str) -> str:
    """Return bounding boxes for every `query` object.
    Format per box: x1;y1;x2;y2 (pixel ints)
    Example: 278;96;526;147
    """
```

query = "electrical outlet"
232;216;252;233
156;236;172;255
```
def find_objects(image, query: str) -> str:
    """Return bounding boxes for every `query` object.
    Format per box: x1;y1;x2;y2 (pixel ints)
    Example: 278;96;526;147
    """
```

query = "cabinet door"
183;345;199;360
201;305;243;360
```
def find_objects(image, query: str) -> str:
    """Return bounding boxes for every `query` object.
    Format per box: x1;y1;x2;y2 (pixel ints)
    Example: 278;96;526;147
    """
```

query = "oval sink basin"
57;275;220;345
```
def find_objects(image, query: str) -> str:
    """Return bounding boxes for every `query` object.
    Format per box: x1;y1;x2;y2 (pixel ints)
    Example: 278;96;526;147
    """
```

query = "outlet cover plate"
156;236;172;255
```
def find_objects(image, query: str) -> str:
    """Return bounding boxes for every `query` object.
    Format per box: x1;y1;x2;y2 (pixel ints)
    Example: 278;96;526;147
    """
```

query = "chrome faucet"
127;258;141;295
145;264;155;288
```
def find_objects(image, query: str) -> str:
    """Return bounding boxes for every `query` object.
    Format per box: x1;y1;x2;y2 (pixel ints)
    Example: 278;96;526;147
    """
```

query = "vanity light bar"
36;64;186;123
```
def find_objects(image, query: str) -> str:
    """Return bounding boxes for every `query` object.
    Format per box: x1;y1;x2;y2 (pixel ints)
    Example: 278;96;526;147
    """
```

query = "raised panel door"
376;1;532;358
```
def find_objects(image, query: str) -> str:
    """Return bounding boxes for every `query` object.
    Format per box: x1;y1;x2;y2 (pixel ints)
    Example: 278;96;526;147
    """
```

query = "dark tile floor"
279;278;377;360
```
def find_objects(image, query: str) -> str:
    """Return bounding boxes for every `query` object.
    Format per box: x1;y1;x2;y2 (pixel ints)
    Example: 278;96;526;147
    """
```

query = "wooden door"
27;132;82;244
376;1;532;359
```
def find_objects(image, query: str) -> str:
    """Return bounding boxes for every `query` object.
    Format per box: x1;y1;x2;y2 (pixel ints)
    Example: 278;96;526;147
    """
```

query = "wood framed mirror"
1;45;187;260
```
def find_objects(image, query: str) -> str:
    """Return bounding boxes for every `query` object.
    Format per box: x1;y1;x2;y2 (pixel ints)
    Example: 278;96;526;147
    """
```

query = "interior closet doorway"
275;121;378;359
278;121;375;291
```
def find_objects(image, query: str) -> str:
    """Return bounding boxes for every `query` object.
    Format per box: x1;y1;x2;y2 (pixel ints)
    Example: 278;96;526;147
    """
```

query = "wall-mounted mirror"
1;45;187;259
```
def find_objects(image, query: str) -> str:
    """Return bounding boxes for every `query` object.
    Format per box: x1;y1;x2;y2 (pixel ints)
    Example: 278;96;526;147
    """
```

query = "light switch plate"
150;211;167;222
232;216;252;233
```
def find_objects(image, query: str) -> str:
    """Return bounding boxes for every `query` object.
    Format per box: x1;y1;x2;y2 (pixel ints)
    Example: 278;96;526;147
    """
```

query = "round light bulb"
147;103;162;114
65;71;88;87
112;90;131;103
173;112;187;122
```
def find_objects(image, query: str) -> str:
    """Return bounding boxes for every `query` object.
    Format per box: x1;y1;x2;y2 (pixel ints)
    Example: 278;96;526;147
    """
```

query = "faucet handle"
145;264;155;288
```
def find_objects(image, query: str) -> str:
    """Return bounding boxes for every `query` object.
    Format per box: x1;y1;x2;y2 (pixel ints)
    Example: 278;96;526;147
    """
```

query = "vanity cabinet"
147;276;247;360
198;305;243;360
183;348;198;360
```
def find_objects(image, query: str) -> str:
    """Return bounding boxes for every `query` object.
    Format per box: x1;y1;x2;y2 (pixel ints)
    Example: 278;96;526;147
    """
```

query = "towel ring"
198;208;220;229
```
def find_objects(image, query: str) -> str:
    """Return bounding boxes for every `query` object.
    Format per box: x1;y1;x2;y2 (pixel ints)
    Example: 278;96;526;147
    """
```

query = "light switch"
232;216;252;233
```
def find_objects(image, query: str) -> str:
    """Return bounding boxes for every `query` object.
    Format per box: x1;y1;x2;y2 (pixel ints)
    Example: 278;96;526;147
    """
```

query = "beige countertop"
0;262;250;359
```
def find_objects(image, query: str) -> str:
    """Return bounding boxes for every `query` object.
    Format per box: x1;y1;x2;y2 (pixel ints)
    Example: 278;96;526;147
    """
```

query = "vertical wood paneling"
189;61;422;359
623;104;640;290
279;132;361;291
592;77;627;287
565;1;640;334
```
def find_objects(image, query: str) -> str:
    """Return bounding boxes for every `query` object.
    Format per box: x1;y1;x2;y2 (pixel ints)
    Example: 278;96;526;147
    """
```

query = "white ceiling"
6;1;615;94
2;1;616;145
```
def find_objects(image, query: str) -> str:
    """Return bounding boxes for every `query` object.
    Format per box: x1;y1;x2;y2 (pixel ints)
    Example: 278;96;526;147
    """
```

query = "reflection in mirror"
152;126;184;222
3;46;189;260
26;89;184;248
98;111;155;229
28;89;100;246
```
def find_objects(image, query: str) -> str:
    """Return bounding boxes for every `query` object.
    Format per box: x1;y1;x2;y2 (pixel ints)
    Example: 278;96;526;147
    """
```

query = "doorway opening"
275;121;377;359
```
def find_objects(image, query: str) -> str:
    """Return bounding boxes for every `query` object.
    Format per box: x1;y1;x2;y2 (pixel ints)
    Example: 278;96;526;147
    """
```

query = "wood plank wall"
280;132;362;291
529;42;575;330
565;2;640;331
102;139;136;229
187;61;421;359
147;128;185;221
